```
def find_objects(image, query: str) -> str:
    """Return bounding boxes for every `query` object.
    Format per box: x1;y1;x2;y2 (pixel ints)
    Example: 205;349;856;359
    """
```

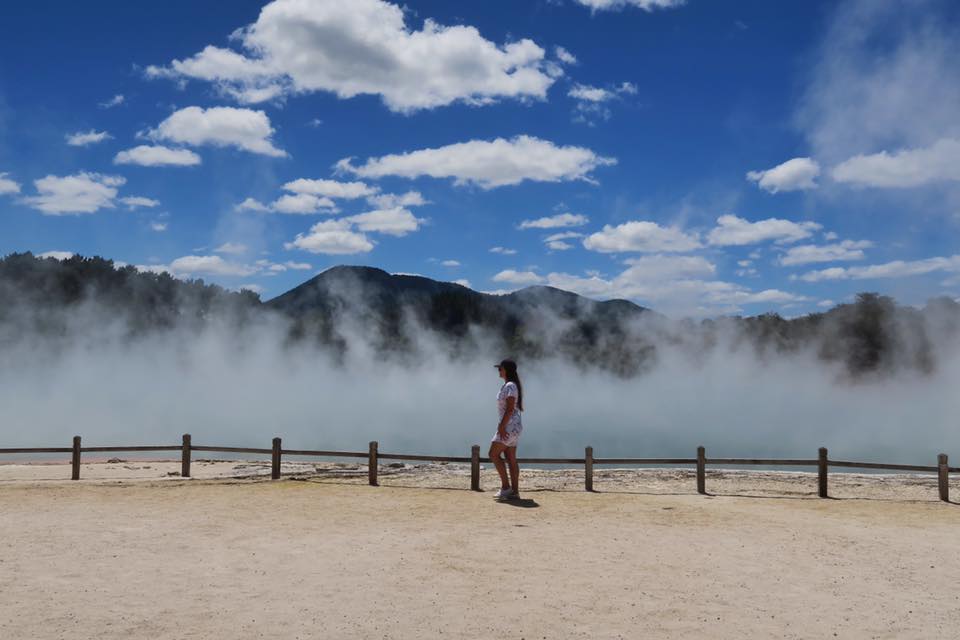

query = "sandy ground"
1;462;958;639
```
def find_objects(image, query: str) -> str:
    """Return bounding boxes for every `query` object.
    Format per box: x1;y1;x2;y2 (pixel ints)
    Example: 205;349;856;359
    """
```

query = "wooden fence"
1;435;956;502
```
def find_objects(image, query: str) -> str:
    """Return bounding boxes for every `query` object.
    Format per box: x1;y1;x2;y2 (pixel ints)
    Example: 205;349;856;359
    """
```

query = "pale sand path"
1;466;958;639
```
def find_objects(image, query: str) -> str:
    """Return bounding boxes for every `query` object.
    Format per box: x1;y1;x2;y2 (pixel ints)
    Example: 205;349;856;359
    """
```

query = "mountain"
2;252;958;378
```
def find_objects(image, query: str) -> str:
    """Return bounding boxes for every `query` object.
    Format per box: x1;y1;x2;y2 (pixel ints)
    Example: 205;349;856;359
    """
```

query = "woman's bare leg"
505;447;519;494
488;443;510;489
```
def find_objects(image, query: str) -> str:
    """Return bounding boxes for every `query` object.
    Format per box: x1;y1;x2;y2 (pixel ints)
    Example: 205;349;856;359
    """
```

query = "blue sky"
1;0;958;316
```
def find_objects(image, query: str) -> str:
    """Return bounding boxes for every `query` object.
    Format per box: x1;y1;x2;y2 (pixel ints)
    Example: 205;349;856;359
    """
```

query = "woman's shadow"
495;496;539;508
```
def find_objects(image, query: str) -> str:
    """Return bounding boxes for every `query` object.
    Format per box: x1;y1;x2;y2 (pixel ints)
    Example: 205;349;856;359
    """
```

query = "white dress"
492;381;523;447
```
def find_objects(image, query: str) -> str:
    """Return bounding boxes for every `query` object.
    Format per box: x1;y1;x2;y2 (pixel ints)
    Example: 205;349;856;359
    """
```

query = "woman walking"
490;359;523;500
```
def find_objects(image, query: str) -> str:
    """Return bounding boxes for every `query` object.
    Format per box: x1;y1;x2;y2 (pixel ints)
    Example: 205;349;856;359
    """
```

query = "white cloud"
441;260;460;267
119;196;160;210
285;219;375;255
778;240;872;266
817;300;835;308
66;130;112;147
0;172;20;195
831;138;960;188
99;94;124;109
21;172;125;215
337;135;615;189
37;251;75;261
568;81;637;125
234;198;271;212
214;242;248;255
345;207;424;236
544;258;806;317
490;246;517;255
284;261;312;270
239;284;264;295
573;0;686;12
796;255;960;283
555;46;577;65
544;231;584;251
797;0;960;166
114;145;202;167
519;212;589;229
140;255;258;277
270;193;337;214
282;178;378;199
492;270;545;286
148;106;287;157
583;220;701;253
150;221;168;232
366;190;428;209
707;214;821;246
146;0;556;113
746;157;820;193
452;278;471;288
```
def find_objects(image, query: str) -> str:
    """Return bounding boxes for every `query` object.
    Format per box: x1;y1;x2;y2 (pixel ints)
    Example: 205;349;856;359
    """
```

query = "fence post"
471;445;481;491
938;454;949;503
368;441;379;486
271;437;281;480
71;435;81;481
818;447;828;498
696;446;705;494
585;446;594;492
181;434;191;478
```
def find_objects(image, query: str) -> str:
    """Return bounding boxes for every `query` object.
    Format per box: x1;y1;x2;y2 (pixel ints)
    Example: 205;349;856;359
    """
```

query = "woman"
490;358;523;500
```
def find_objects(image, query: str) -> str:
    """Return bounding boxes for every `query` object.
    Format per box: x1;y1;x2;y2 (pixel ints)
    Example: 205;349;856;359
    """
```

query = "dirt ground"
1;463;958;639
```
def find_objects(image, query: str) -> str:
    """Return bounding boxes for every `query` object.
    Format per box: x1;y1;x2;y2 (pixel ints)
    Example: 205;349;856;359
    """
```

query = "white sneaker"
494;488;512;500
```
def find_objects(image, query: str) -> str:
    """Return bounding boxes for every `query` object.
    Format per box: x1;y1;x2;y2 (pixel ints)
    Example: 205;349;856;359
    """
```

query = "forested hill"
2;252;958;378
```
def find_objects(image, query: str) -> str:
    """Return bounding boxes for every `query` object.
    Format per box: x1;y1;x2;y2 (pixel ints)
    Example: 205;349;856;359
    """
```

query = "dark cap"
494;359;517;371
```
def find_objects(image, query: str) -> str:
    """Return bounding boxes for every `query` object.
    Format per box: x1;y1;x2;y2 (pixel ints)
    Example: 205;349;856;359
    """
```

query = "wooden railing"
1;435;955;502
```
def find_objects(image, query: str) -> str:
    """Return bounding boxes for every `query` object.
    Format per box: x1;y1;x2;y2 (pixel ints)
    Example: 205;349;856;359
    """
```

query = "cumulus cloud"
796;255;960;283
234;198;271;213
746;157;820;193
545;255;805;317
114;145;202;167
583;220;701;253
707;214;821;246
518;212;589;229
270;193;337;214
20;172;125;215
145;0;556;113
147;106;286;157
285;219;375;255
490;246;517;255
441;260;461;267
119;196;160;210
492;270;545;286
366;190;428;209
282;178;378;199
344;207;425;237
0;172;20;196
573;0;686;12
831;138;960;188
543;231;583;251
778;240;873;266
66;130;112;147
336;135;615;188
139;255;259;278
150;222;168;232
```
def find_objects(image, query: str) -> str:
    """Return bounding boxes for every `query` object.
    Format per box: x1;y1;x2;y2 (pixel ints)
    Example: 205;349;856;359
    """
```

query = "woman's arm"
498;396;516;438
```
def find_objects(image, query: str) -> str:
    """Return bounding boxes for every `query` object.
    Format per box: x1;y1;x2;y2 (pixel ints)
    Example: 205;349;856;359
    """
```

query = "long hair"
502;361;524;412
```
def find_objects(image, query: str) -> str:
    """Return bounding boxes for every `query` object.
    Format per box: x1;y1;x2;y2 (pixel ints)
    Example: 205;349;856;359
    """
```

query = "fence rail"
0;435;955;503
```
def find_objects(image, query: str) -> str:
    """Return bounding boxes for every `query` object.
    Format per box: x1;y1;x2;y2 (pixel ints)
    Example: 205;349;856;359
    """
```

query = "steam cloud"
1;263;959;467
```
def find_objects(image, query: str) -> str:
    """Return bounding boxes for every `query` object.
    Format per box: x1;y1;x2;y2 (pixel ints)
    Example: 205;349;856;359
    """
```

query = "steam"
2;278;959;469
